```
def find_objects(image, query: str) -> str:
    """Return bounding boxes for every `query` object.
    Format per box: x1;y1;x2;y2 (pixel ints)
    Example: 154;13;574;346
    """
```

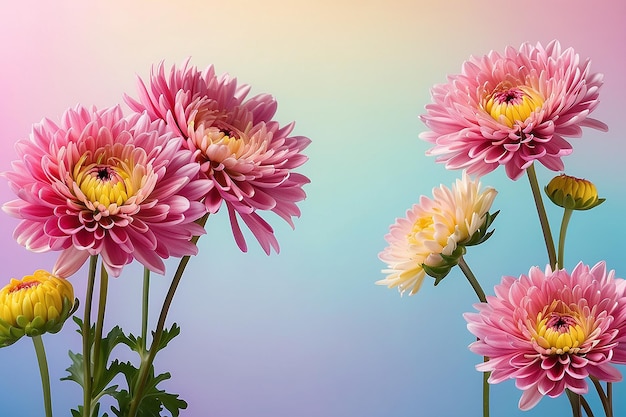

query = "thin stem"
92;263;109;384
32;335;53;417
580;396;594;417
482;361;489;417
458;256;486;303
526;163;557;268
566;389;582;417
457;256;489;417
127;213;209;417
590;376;613;417
82;255;99;417
607;382;613;417
557;208;574;269
141;268;150;354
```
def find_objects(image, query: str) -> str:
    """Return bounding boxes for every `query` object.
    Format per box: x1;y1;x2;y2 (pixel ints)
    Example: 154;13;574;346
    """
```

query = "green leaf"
92;326;127;394
139;370;187;417
61;350;85;387
110;361;187;417
63;318;142;416
64;318;186;416
68;404;101;417
154;324;181;352
119;332;143;354
119;324;180;356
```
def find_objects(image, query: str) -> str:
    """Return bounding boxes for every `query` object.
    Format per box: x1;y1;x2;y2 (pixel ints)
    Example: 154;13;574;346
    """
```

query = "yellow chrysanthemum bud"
0;270;76;347
545;174;605;211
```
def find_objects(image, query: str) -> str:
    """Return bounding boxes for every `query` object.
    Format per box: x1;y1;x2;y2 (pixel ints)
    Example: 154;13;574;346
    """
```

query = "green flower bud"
0;270;76;347
545;174;605;211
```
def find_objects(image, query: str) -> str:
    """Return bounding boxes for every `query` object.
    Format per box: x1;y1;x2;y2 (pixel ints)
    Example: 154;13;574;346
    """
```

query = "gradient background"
0;1;625;416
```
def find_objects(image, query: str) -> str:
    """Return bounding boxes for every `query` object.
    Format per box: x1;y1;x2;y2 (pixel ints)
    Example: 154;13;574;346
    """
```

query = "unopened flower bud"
0;270;75;347
545;174;605;211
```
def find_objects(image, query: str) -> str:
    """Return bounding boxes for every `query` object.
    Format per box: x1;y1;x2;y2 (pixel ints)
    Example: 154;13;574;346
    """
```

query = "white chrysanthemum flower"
378;172;497;295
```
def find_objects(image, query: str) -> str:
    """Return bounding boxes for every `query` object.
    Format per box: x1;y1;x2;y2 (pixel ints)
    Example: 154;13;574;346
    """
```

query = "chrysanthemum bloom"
3;105;210;277
545;174;605;210
465;262;626;410
377;172;497;295
0;270;75;347
124;60;310;254
420;40;608;180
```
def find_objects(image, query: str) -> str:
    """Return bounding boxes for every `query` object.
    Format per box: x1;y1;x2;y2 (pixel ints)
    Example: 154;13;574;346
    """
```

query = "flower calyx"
464;210;500;247
423;210;498;286
423;245;467;286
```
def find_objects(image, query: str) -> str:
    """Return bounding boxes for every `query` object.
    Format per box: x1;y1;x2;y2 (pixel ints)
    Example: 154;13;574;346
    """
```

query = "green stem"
566;389;582;417
557;209;573;269
141;268;150;354
127;213;209;417
482;362;489;417
526;163;557;268
458;256;486;303
590;376;612;417
92;263;109;385
82;255;99;417
32;335;53;417
457;256;489;417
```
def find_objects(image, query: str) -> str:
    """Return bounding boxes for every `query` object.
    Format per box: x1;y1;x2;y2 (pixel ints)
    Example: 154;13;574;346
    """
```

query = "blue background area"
0;1;625;416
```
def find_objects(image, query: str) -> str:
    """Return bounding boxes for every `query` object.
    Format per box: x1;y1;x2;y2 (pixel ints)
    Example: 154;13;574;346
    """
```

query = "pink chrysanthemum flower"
124;60;310;254
465;262;626;410
378;172;497;295
420;40;608;180
3;105;210;277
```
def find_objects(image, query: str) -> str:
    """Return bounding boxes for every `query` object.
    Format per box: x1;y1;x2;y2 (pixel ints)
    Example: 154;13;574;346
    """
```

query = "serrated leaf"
111;359;187;417
65;317;186;416
138;370;187;417
61;350;85;387
156;389;188;417
119;332;143;354
68;404;101;417
153;323;181;352
72;316;94;341
92;326;128;394
110;389;132;417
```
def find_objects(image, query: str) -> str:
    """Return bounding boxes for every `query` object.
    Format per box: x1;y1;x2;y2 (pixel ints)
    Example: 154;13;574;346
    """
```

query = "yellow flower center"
407;214;435;245
73;153;136;207
211;129;246;156
189;117;249;162
532;306;587;355
484;84;544;128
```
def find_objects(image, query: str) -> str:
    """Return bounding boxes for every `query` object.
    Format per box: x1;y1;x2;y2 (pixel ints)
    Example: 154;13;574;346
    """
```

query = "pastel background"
0;1;625;416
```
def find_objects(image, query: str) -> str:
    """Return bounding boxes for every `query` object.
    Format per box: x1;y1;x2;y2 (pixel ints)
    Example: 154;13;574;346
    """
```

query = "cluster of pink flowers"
124;60;310;254
3;60;310;277
380;40;624;413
